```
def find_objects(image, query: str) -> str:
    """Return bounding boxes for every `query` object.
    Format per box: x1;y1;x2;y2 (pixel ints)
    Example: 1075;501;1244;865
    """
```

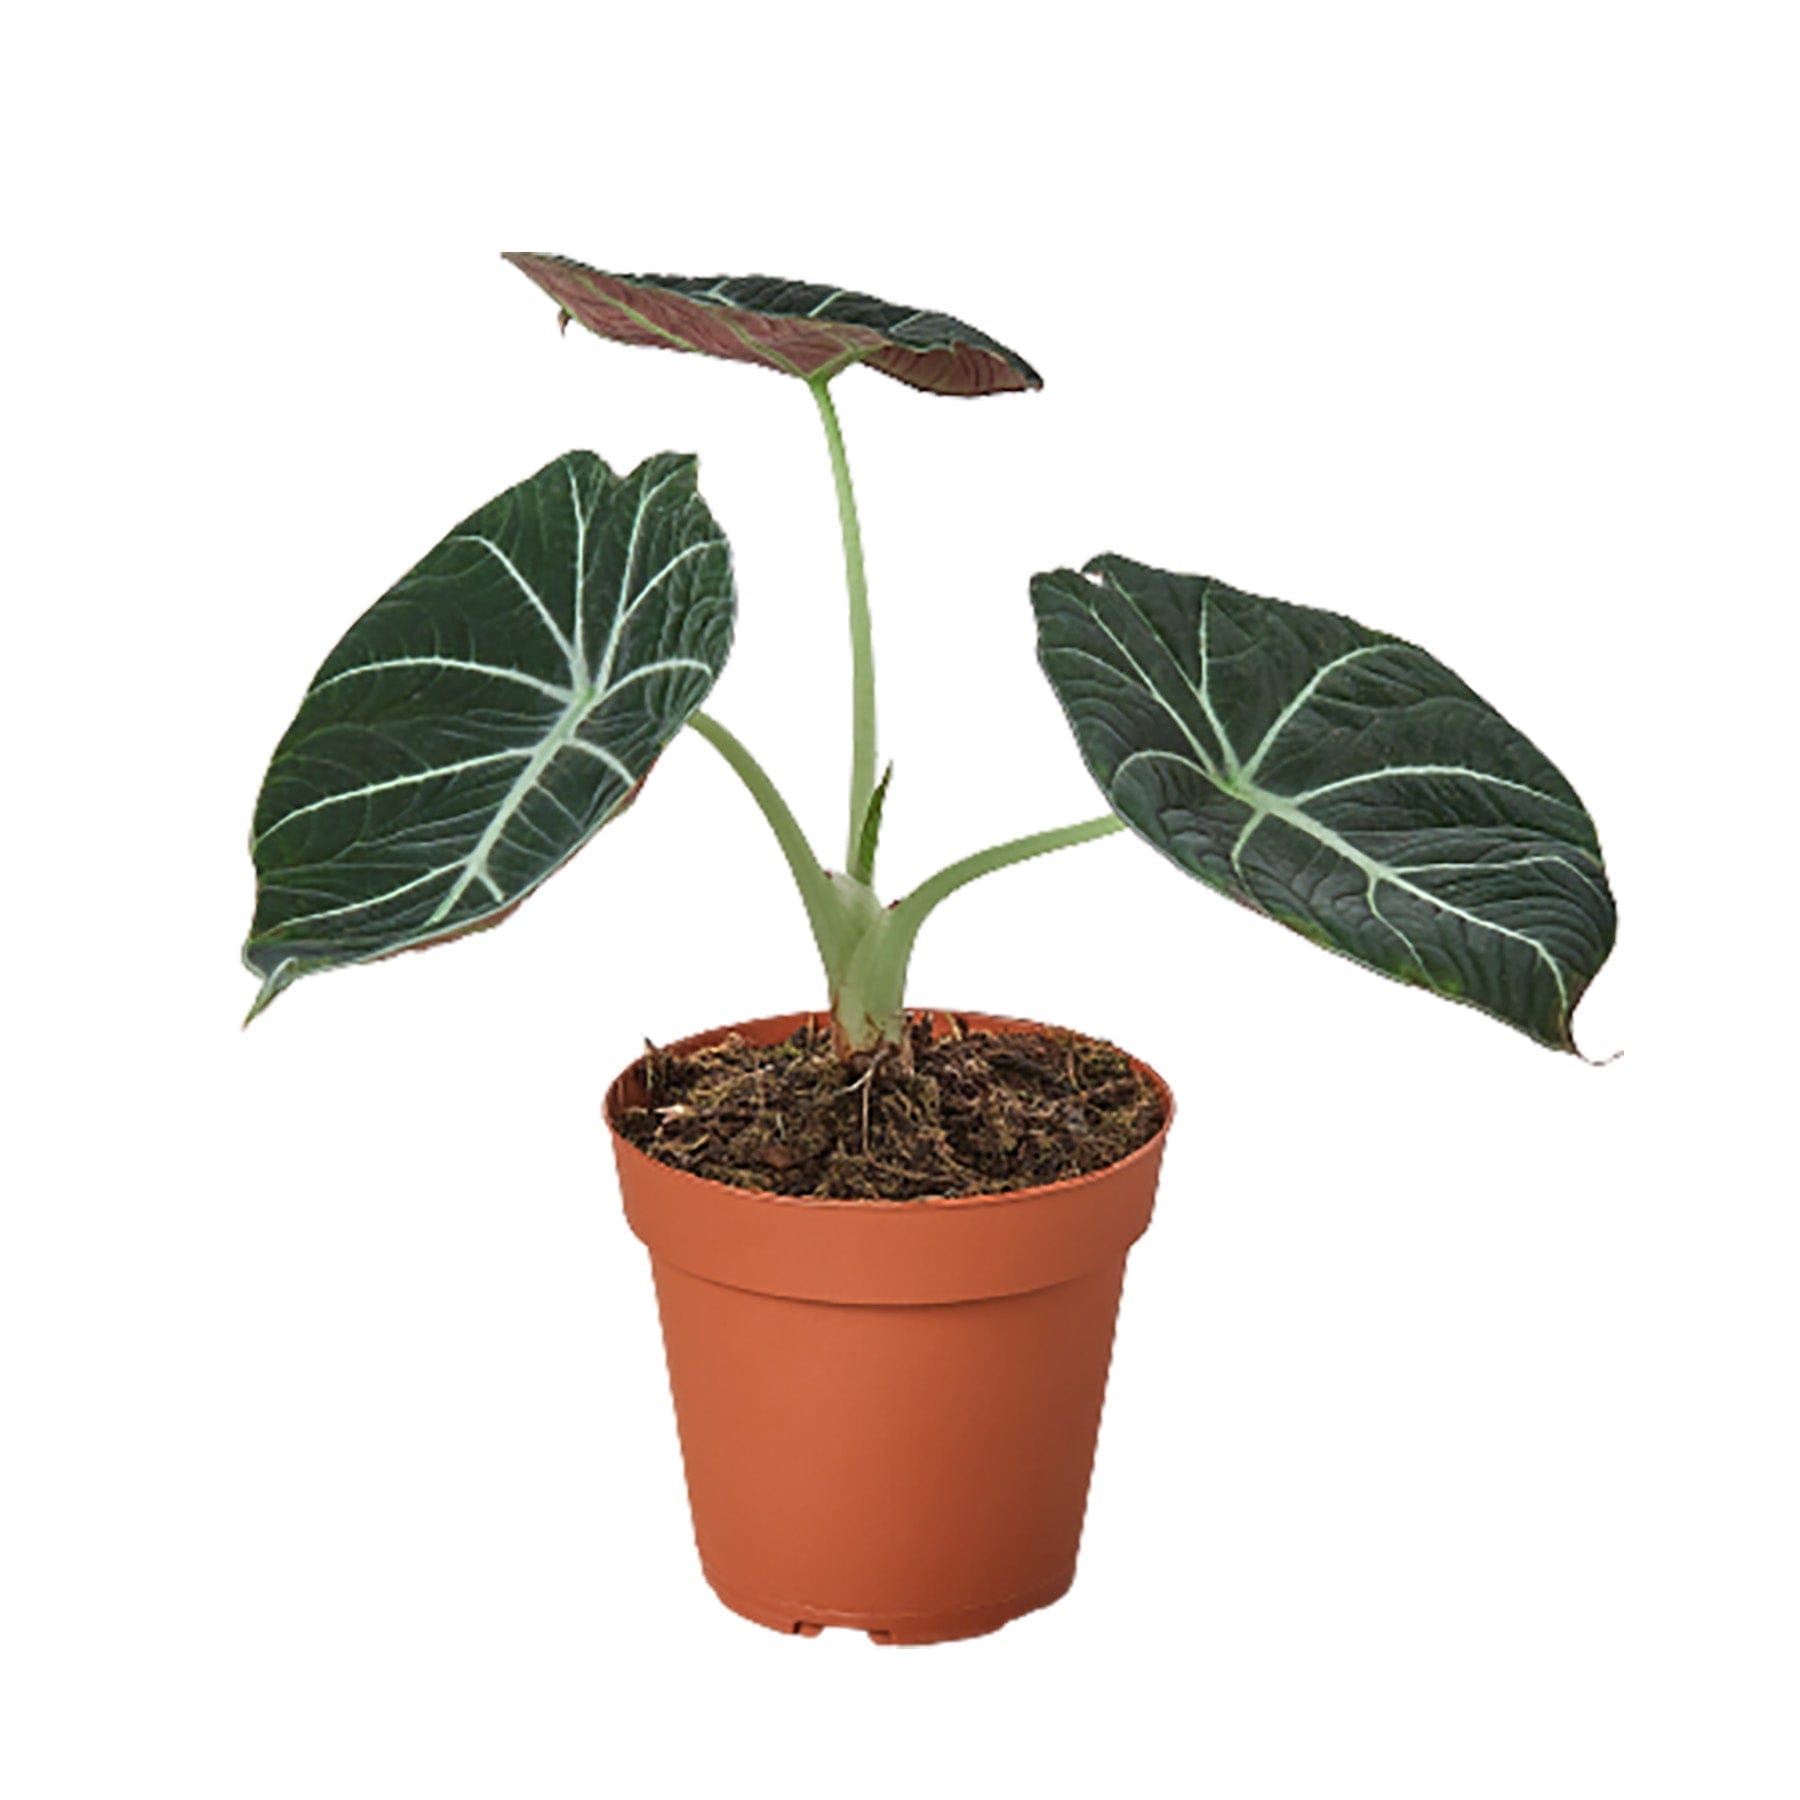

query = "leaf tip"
242;955;299;1028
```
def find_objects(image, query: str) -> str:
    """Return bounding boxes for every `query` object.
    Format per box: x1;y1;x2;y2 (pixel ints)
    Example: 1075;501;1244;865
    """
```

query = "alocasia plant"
245;253;1615;1055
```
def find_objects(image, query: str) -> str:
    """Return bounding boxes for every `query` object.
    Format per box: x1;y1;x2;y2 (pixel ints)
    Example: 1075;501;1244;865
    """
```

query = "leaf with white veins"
244;450;733;1016
1031;556;1615;1051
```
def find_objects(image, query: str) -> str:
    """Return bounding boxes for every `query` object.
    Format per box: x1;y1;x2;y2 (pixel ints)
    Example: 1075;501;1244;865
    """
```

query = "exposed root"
617;1012;1164;1201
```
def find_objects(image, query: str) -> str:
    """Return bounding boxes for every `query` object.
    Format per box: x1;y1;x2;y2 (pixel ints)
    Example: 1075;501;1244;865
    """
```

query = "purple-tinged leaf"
504;253;1041;397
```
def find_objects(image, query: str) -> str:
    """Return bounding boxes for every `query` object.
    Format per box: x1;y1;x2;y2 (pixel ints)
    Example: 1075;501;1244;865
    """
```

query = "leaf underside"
1031;556;1616;1051
504;252;1042;397
244;450;734;1015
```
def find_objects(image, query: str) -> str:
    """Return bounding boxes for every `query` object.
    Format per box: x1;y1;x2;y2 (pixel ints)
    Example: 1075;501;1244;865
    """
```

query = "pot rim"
603;1005;1174;1213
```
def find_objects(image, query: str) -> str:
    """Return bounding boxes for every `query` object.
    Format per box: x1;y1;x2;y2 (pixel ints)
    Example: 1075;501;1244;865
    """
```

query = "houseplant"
244;252;1616;1641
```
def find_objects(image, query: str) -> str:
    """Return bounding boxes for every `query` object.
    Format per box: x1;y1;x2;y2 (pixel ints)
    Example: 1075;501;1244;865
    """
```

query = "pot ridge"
606;1010;1172;1305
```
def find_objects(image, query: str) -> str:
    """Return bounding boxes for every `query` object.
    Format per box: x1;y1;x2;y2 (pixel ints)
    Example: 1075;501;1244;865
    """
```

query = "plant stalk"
832;815;1127;1051
808;374;878;874
892;815;1127;933
687;711;864;976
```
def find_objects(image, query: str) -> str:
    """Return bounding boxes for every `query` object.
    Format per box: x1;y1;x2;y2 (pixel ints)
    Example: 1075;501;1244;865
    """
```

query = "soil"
614;1012;1165;1201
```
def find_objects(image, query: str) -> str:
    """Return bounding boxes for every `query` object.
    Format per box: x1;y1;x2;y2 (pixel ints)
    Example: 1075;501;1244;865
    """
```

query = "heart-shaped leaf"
244;450;733;1017
1031;556;1615;1051
504;252;1041;397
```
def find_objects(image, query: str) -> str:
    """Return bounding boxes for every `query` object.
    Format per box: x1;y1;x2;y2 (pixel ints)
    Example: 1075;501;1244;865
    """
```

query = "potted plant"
244;252;1616;1643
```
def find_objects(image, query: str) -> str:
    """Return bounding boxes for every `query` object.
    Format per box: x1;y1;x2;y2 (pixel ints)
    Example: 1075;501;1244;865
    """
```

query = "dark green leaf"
244;450;733;1016
1031;556;1615;1051
504;252;1041;396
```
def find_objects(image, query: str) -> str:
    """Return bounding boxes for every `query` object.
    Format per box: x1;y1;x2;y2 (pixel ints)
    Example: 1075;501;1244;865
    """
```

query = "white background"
4;4;1795;1795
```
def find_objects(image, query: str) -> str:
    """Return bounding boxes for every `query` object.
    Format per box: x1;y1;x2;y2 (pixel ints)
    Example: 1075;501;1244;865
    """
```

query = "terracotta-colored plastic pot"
606;1010;1172;1645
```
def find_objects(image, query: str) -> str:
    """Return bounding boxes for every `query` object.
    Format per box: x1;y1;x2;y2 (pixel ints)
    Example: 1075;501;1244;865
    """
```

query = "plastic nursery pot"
605;1009;1173;1646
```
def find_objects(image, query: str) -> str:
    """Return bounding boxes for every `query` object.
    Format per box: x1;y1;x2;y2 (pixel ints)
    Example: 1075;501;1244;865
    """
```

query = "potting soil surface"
615;1013;1165;1201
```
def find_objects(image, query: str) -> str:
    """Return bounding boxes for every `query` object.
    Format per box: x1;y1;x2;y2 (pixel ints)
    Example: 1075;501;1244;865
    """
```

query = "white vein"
423;712;603;927
1099;568;1242;774
1099;570;1243;776
266;862;464;933
452;533;576;673
1239;642;1395;781
1194;584;1241;776
1109;746;1204;791
309;656;574;704
255;749;530;846
1230;809;1266;884
1368;884;1430;976
1393;851;1612;900
717;309;809;375
639;537;720;603
420;654;713;927
1075;611;1223;782
1291;764;1581;813
533;783;588;834
565;461;590;686
584;656;716;707
560;737;636;784
593;466;691;693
